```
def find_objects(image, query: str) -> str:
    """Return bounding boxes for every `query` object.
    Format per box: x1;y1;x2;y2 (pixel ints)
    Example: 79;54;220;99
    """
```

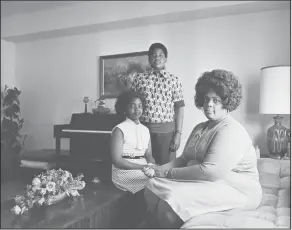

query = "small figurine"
92;177;102;189
83;96;89;113
92;177;101;184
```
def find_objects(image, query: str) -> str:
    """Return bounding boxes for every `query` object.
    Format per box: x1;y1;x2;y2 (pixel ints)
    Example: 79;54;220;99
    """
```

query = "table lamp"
259;65;290;159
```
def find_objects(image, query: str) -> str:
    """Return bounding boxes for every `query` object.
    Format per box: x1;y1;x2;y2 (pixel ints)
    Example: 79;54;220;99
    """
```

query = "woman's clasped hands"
142;163;170;178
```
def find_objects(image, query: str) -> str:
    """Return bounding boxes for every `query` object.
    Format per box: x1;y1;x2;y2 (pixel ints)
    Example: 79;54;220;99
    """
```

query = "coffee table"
1;181;146;228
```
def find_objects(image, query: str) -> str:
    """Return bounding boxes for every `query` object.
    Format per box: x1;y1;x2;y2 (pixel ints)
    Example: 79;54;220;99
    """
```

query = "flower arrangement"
11;169;86;215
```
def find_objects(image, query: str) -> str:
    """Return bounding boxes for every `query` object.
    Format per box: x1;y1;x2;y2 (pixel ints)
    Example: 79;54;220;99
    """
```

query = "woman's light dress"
146;115;262;222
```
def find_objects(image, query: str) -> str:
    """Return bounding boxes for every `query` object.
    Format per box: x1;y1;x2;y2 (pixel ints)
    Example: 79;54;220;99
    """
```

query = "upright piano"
53;113;125;184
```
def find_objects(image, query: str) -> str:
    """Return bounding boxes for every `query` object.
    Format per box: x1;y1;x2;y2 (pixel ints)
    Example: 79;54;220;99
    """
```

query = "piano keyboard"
62;129;112;134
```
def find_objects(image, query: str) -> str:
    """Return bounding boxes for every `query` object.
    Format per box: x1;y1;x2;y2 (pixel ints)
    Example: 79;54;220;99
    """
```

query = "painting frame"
99;51;150;99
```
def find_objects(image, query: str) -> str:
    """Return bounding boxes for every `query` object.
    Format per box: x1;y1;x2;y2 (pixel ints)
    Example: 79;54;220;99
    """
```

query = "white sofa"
181;158;290;228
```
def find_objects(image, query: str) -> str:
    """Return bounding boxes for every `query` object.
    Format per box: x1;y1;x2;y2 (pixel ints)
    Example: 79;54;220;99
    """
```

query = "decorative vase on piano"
92;99;110;115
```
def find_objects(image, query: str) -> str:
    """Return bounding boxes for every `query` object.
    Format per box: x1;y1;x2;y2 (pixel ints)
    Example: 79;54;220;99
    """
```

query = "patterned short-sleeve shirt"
131;69;185;123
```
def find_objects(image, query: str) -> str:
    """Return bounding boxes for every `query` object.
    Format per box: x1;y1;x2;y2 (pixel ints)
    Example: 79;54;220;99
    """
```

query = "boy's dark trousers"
150;131;174;165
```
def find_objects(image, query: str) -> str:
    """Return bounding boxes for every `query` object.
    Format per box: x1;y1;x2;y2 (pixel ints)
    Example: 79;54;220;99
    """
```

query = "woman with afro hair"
111;90;156;194
143;69;262;228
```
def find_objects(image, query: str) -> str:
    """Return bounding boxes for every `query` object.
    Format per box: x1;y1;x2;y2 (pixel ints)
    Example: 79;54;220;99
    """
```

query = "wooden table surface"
1;181;138;228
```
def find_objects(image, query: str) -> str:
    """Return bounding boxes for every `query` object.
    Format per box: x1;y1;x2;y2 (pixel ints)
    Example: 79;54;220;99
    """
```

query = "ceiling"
1;1;81;18
1;1;289;43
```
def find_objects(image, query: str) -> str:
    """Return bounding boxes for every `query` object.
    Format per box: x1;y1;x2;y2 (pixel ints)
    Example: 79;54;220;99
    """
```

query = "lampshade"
259;65;290;114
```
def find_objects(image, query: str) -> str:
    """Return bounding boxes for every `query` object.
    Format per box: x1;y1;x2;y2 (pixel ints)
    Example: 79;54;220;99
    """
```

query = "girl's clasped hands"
142;163;156;178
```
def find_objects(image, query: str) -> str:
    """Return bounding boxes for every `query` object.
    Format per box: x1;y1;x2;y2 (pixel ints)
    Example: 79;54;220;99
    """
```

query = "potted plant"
1;85;24;182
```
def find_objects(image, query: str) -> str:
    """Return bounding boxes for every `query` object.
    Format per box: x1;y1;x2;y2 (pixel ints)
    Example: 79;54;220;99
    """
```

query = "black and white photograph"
1;1;290;229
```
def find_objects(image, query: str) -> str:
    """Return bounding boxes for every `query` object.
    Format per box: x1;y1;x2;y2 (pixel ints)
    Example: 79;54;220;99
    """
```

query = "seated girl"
111;90;156;194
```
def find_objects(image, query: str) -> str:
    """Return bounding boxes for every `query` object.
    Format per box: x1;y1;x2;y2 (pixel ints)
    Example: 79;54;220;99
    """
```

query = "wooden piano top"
54;113;125;137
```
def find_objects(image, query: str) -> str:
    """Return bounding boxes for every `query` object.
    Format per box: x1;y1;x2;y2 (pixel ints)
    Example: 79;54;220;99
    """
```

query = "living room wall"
14;9;290;155
1;40;16;90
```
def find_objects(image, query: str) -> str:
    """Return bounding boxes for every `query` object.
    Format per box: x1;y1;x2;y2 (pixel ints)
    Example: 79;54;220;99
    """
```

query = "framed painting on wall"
99;51;150;99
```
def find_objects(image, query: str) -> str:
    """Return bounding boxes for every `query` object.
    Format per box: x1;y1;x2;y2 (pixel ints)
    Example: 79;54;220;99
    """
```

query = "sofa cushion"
181;158;290;228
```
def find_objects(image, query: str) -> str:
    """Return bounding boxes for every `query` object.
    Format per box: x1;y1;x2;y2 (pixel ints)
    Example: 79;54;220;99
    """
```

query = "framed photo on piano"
99;51;150;99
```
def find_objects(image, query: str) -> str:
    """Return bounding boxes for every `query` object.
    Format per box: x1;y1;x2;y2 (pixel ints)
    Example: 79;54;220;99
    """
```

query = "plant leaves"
1;85;24;154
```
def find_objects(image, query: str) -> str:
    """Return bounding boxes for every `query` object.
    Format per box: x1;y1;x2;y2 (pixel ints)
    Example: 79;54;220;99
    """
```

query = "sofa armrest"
257;158;290;179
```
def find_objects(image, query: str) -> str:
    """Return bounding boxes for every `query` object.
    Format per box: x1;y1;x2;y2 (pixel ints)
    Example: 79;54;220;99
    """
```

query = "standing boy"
131;43;185;164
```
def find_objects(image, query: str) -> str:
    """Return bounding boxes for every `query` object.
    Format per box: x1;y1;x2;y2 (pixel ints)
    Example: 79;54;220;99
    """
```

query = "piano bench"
19;149;70;182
